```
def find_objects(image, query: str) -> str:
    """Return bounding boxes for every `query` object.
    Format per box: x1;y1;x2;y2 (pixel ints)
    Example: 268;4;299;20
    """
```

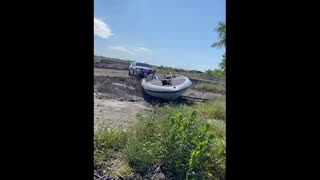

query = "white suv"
128;61;154;77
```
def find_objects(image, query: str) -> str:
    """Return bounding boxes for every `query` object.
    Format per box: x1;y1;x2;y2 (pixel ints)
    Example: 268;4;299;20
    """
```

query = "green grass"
94;127;129;166
94;127;135;179
196;97;226;121
94;97;226;179
194;83;226;95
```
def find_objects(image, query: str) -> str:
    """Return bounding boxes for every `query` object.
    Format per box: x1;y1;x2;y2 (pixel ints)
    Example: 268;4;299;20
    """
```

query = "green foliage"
211;22;226;49
94;126;136;179
196;98;226;121
94;127;128;151
124;113;166;175
94;102;226;179
94;127;129;166
112;160;135;179
161;111;210;179
125;104;225;179
219;53;226;72
212;22;226;72
202;69;225;81
194;83;225;95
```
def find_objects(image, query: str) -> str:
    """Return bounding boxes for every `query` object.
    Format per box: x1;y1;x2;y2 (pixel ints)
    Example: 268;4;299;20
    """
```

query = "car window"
136;63;151;68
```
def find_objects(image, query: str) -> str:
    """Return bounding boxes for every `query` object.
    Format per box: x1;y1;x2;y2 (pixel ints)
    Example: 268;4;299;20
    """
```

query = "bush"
94;126;136;179
124;104;225;179
94;102;226;179
124;117;166;175
201;69;225;81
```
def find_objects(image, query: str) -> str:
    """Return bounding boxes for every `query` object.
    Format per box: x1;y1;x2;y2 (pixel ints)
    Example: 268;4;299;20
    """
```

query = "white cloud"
94;17;113;39
110;46;134;54
133;47;150;52
110;46;151;55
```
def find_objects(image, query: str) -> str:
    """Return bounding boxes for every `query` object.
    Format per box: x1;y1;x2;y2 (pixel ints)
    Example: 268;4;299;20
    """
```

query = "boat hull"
144;88;189;101
141;76;192;101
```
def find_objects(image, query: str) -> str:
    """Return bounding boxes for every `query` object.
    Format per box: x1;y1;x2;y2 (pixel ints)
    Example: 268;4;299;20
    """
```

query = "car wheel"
128;69;132;76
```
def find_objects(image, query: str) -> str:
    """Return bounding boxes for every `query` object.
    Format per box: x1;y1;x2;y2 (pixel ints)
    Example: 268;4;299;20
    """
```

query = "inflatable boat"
141;75;192;101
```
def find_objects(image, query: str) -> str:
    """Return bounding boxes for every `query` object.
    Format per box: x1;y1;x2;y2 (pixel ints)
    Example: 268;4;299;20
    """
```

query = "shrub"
94;102;226;179
201;69;225;81
124;104;225;179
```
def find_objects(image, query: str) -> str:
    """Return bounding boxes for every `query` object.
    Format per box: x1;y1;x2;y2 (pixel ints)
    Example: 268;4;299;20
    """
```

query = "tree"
218;53;226;71
212;22;226;72
212;22;226;49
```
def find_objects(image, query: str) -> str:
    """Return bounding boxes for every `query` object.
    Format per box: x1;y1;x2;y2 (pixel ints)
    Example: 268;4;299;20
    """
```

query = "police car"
128;61;154;77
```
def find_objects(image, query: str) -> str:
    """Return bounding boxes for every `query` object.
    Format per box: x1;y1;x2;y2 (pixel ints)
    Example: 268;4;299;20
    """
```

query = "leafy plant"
94;102;226;179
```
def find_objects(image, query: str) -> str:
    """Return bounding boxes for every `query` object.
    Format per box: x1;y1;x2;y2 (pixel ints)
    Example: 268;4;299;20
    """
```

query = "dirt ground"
94;98;152;129
94;68;129;78
94;67;224;129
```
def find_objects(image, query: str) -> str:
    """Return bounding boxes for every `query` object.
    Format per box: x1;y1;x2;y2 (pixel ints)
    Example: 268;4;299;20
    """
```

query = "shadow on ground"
141;89;195;106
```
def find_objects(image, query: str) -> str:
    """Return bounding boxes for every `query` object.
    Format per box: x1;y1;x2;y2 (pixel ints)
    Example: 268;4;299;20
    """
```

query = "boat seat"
171;78;186;86
148;77;186;87
149;79;163;86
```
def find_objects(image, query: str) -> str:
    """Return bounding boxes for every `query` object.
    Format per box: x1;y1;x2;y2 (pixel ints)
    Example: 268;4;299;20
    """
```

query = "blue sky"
94;0;225;72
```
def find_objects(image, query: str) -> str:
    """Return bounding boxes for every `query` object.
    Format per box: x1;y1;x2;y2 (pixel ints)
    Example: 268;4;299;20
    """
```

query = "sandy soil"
94;98;152;129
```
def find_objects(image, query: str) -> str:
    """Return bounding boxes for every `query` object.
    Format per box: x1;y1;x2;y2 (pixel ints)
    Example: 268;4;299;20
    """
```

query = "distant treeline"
94;55;225;81
94;55;132;63
155;65;225;82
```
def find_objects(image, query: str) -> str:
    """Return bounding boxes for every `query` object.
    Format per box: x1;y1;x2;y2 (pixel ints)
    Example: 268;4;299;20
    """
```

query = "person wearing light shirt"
146;69;159;81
